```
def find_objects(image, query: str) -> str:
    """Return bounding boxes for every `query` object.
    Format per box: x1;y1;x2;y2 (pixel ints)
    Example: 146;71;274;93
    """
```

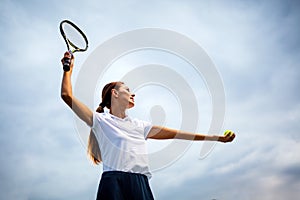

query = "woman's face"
115;84;135;109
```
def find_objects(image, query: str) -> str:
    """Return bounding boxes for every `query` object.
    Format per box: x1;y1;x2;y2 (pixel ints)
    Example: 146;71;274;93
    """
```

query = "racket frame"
59;19;88;53
59;20;88;71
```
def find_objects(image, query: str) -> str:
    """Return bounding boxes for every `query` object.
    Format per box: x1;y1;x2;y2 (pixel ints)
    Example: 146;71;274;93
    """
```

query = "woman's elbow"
61;93;73;107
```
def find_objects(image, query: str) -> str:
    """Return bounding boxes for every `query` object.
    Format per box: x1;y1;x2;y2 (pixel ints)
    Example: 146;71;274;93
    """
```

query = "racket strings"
63;23;88;51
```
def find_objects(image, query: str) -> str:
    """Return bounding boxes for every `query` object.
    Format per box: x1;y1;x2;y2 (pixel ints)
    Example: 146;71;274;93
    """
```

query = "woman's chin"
128;102;135;109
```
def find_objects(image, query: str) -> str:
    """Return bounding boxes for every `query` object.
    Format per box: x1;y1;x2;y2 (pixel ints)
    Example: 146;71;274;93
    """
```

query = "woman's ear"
111;89;118;97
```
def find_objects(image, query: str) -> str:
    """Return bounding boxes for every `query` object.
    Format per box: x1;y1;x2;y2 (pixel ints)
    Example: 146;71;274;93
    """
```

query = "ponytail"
87;104;104;165
96;102;105;113
87;130;102;164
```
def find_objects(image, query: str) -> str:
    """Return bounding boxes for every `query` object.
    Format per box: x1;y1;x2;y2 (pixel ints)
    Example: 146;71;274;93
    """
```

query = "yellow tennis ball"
224;130;233;137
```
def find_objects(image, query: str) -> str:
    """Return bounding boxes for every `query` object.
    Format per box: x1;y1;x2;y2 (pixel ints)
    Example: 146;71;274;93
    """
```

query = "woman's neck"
110;106;127;119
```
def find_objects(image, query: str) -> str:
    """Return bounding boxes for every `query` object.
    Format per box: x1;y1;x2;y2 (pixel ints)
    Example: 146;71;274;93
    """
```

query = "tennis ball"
224;130;234;137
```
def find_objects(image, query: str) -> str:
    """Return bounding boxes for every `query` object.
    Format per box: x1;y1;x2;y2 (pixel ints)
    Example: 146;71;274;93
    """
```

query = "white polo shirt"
91;112;152;178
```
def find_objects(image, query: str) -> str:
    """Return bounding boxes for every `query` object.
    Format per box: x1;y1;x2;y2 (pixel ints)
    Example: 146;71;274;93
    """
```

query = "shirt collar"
108;112;130;121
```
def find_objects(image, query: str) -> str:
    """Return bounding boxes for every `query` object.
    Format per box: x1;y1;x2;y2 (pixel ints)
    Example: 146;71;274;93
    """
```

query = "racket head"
59;20;88;53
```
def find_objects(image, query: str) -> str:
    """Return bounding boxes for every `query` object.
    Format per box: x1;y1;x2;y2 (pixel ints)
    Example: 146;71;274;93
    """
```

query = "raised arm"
147;126;235;143
60;52;93;127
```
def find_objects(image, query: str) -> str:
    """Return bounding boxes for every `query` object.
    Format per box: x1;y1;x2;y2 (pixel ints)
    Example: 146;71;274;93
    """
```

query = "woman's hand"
61;51;74;72
218;132;236;143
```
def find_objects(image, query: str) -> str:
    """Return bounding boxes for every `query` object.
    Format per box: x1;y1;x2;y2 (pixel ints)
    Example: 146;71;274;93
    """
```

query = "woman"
60;52;235;200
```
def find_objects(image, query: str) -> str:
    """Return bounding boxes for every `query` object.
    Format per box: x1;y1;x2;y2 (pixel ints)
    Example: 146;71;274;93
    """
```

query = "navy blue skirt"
96;171;154;200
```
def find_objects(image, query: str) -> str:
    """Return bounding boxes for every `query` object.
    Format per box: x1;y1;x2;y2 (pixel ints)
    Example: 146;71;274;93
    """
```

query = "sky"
1;0;300;199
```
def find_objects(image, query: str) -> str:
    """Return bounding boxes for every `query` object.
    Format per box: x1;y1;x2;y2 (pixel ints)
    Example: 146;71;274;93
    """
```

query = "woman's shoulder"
94;112;110;120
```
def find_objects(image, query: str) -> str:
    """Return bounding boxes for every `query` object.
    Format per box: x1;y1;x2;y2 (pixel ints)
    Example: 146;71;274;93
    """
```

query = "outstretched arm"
60;52;93;127
147;126;235;143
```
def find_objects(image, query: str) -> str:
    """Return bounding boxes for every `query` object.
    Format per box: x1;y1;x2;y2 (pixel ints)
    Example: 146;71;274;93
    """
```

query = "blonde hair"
87;81;124;164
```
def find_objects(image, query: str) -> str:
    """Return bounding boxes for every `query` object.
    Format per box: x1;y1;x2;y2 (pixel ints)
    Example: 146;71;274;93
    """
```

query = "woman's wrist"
203;135;221;141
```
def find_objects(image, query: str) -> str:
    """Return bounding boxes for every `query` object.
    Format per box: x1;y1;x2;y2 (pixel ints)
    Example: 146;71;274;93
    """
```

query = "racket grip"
63;57;71;71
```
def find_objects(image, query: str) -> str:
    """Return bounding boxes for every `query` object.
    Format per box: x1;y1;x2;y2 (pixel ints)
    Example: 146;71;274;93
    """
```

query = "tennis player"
60;52;235;200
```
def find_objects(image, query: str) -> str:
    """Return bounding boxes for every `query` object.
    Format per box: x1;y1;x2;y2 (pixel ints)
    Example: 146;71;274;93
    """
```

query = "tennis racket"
59;20;88;71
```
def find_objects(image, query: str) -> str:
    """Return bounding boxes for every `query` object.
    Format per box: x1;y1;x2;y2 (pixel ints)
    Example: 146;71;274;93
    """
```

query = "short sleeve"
91;112;97;129
142;120;153;139
91;112;102;131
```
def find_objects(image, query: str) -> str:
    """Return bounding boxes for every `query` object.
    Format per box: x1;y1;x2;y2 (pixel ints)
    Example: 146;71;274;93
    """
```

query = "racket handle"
63;57;71;71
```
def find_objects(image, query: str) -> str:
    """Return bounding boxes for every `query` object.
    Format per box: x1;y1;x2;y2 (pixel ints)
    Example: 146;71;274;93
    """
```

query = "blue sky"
1;0;300;199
